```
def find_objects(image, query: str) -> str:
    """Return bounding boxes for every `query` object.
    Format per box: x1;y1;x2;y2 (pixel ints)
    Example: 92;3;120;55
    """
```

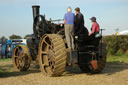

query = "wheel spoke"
14;56;18;58
49;61;55;70
43;56;49;66
16;47;21;56
19;59;24;67
18;47;21;56
49;45;53;50
42;52;48;55
16;48;19;56
43;37;53;50
21;60;25;67
19;52;24;57
44;41;51;47
45;66;52;74
49;55;55;62
16;59;19;67
16;59;22;69
21;57;25;64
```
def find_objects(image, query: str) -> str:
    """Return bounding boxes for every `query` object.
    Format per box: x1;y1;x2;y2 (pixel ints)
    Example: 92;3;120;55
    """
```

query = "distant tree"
9;34;22;39
0;36;8;44
24;34;33;39
24;34;30;39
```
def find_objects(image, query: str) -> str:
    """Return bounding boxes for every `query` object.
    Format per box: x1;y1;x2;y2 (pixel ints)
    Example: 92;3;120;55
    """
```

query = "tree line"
0;34;31;43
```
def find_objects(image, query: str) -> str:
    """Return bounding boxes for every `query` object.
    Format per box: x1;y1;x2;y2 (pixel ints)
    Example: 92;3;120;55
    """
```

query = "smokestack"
32;5;40;20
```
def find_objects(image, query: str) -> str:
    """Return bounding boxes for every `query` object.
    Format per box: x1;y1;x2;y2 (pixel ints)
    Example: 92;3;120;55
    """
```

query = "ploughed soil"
0;60;128;85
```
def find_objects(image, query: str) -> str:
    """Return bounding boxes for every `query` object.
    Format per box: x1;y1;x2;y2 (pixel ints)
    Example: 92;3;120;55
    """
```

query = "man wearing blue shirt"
64;7;75;51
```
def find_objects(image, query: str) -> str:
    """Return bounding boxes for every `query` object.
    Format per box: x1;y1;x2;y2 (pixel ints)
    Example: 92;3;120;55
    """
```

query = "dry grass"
0;56;128;85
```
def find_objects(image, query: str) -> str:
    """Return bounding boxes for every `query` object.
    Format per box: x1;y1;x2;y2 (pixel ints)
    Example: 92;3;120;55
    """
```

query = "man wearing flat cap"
88;17;100;37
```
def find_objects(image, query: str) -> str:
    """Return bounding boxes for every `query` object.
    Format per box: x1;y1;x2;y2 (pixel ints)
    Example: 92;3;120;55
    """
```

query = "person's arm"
75;15;80;28
64;14;66;24
80;14;84;25
64;19;66;24
88;24;96;36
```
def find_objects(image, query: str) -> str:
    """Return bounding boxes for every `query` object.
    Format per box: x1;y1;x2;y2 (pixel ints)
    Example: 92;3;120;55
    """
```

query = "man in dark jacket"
74;7;88;38
74;7;84;34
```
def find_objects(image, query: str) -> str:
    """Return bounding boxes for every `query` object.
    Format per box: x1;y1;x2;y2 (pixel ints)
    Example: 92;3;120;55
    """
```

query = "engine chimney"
32;5;40;20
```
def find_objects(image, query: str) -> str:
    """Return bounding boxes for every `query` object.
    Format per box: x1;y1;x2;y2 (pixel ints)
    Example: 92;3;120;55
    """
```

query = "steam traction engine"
12;5;107;76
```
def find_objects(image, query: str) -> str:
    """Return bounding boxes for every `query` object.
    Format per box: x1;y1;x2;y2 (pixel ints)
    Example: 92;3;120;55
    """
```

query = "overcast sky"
0;0;128;38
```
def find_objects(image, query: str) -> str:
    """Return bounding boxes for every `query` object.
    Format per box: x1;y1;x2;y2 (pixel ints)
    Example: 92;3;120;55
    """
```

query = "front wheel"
12;45;31;71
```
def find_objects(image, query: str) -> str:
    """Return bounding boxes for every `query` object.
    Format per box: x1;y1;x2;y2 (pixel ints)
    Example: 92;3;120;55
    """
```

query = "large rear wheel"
38;34;67;76
78;43;107;73
93;43;107;73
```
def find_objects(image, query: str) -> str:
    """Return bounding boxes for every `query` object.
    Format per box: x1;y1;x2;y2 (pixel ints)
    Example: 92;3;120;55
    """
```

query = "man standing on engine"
74;7;85;35
64;7;75;66
64;7;75;50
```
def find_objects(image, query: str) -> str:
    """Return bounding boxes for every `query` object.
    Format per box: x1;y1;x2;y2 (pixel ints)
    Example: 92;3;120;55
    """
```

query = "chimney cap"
32;5;40;8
